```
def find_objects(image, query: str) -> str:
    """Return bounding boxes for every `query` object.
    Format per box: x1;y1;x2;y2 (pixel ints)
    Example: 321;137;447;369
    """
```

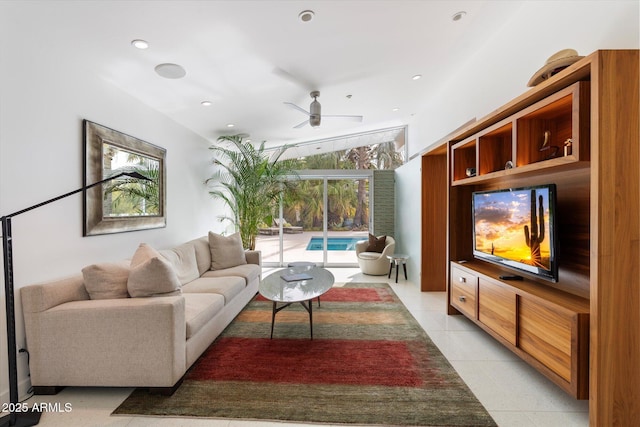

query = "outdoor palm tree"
206;135;296;250
346;146;372;228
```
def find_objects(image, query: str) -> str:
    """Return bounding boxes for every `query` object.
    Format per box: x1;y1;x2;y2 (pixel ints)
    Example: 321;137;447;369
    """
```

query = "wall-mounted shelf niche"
451;81;590;186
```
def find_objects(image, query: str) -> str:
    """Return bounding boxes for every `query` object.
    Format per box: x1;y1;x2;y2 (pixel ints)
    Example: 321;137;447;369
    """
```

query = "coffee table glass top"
259;266;335;303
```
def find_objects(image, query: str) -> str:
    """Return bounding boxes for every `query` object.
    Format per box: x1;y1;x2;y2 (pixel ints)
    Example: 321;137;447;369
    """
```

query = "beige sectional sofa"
20;233;261;395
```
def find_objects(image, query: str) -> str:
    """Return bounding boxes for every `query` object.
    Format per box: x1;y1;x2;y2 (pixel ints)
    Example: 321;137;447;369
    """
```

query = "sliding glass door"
256;171;371;267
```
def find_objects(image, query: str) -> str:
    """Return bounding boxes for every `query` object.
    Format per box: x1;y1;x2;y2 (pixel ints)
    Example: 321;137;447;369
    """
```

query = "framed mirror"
83;120;166;236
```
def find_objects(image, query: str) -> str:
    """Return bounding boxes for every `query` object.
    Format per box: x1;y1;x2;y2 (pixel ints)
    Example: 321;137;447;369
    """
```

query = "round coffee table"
259;265;334;339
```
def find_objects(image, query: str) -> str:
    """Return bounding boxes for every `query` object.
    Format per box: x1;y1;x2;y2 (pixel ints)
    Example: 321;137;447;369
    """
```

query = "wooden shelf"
451;81;590;186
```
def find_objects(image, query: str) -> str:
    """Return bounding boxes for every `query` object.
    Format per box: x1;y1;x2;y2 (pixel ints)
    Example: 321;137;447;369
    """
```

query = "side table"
387;254;409;283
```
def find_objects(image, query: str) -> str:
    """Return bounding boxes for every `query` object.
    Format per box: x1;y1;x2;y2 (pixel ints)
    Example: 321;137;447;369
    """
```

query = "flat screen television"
472;184;558;282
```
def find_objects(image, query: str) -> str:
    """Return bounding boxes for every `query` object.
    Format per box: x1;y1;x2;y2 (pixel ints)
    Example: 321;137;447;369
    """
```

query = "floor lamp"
0;171;150;427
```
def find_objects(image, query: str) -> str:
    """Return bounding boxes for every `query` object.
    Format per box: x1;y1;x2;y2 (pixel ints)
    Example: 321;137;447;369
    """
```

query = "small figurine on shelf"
563;138;573;156
539;130;559;159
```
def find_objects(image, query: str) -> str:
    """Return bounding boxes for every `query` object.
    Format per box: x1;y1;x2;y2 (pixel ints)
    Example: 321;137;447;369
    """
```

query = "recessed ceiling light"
201;101;212;107
226;124;235;128
131;39;149;49
392;107;400;112
155;63;186;79
412;74;422;80
452;11;466;22
299;10;315;22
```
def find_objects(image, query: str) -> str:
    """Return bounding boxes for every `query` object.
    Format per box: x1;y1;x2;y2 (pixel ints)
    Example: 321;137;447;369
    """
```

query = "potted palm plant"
206;135;297;250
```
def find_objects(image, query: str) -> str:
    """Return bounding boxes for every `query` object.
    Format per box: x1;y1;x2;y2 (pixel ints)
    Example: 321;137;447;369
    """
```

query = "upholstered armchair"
356;235;395;275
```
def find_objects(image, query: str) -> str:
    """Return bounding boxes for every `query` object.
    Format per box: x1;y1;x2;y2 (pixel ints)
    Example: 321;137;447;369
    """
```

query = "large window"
255;126;404;266
255;171;371;267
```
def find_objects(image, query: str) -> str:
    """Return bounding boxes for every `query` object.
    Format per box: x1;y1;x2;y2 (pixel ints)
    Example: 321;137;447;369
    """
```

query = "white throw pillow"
208;231;247;270
127;256;182;298
82;262;130;300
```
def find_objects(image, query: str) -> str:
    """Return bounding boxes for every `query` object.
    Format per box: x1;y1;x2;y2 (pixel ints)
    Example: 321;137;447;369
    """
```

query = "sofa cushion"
183;293;225;339
202;263;261;285
127;256;182;298
190;236;212;276
358;251;385;260
209;231;247;270
160;243;200;285
81;262;130;300
182;276;245;304
366;234;387;253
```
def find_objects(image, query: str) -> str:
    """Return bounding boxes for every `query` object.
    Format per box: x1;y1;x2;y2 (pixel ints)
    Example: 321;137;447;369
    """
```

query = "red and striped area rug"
113;283;496;426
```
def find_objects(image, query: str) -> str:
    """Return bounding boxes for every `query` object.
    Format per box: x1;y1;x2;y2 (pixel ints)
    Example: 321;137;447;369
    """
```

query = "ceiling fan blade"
293;119;309;128
322;114;364;122
283;102;310;116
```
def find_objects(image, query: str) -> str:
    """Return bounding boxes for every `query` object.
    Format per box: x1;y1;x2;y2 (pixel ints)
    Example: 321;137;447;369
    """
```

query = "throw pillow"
208;231;247;270
366;234;387;253
82;262;130;300
127;256;182;298
130;243;162;268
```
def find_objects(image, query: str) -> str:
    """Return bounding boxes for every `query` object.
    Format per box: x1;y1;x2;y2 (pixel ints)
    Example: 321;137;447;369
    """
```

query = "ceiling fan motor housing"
310;95;321;127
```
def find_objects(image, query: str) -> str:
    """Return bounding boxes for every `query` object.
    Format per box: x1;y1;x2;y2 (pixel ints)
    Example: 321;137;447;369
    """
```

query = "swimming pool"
306;236;365;251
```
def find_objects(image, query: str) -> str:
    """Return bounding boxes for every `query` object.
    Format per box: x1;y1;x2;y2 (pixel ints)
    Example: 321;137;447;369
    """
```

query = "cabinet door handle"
459;295;466;303
458;276;466;283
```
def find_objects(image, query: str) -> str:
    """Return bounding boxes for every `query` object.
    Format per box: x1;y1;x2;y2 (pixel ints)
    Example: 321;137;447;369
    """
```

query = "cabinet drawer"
451;267;477;318
519;298;572;382
478;279;516;345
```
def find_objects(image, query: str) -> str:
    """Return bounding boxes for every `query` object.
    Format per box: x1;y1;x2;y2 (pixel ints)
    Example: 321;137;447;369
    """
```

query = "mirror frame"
83;120;166;236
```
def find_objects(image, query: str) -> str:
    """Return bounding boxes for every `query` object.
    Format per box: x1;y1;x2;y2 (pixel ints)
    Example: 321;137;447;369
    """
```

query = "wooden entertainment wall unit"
420;50;639;426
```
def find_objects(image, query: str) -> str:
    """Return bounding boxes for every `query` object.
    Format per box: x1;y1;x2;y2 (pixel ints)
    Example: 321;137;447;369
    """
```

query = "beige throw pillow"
82;262;130;300
208;231;247;270
127;256;182;298
130;243;161;268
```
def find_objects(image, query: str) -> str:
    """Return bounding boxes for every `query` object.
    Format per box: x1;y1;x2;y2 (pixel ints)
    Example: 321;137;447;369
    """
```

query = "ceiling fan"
284;91;363;128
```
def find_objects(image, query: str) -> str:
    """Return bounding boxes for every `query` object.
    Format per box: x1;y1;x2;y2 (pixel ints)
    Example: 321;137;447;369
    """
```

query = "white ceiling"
9;1;525;156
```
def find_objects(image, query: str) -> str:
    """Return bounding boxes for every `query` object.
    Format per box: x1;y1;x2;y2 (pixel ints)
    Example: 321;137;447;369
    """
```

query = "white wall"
0;14;226;404
398;1;639;290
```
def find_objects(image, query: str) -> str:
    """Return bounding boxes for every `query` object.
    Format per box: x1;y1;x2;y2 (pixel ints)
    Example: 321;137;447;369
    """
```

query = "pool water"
306;236;364;251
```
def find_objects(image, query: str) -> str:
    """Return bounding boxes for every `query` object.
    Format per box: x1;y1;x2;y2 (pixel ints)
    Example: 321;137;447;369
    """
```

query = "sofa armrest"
23;296;187;388
380;242;396;257
245;250;261;266
21;275;89;313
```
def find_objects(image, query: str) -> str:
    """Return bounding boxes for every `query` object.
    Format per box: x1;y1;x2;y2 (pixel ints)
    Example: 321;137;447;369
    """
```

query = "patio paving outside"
255;230;369;266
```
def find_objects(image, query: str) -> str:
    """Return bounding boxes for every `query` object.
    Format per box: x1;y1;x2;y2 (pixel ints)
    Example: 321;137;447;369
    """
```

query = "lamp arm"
4;171;151;219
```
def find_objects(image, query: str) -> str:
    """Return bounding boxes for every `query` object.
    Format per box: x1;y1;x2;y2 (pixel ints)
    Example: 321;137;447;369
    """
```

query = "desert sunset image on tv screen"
474;187;551;270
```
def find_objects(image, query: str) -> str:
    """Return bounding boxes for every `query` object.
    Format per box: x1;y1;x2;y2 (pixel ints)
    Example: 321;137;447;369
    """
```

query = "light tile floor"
25;268;589;427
